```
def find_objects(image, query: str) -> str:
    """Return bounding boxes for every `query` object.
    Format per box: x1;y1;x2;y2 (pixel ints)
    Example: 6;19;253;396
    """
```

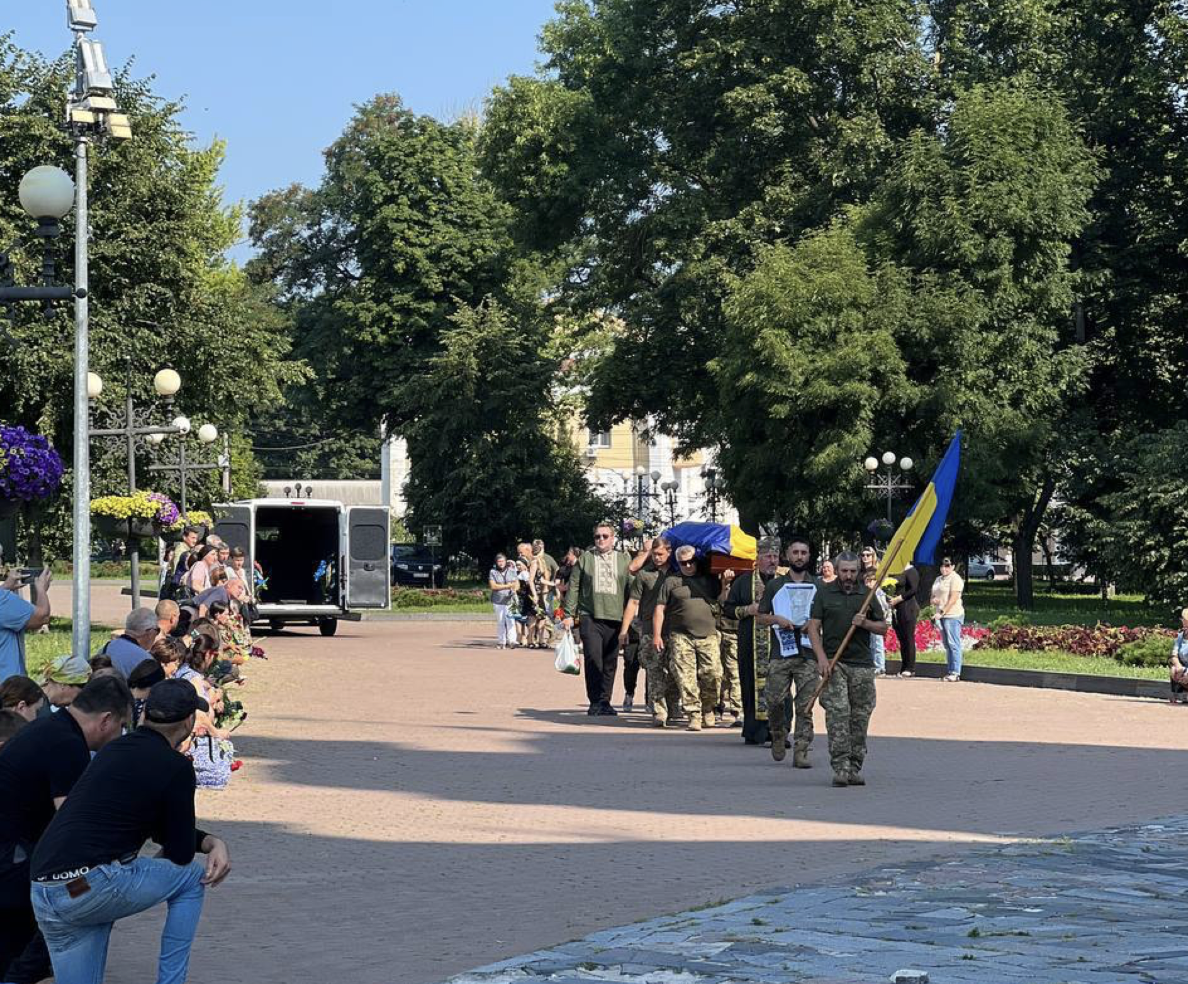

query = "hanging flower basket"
0;425;65;516
160;510;213;542
91;491;179;540
94;514;159;539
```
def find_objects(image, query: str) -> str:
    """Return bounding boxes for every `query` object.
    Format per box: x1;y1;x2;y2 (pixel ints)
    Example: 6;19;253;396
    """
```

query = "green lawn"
913;647;1165;680
388;585;489;613
962;581;1162;628
25;618;116;679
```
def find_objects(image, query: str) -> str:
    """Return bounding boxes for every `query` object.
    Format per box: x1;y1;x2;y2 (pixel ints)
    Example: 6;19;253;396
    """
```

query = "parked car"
390;543;445;588
968;556;1013;580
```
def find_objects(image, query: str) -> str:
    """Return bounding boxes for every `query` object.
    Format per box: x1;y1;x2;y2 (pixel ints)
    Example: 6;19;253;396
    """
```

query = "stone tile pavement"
445;816;1188;984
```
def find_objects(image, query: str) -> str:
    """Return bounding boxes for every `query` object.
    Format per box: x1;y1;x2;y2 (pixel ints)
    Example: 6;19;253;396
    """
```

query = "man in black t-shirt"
0;675;130;984
31;679;231;984
654;545;724;731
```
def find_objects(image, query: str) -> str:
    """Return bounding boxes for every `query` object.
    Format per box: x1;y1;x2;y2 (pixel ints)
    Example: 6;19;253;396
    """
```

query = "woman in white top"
931;557;965;681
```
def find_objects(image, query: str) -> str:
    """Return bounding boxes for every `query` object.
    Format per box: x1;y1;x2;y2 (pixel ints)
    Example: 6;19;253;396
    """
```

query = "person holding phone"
0;568;51;685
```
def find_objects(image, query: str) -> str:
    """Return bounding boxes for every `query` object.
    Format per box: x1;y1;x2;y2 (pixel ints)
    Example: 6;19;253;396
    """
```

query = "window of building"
588;430;612;449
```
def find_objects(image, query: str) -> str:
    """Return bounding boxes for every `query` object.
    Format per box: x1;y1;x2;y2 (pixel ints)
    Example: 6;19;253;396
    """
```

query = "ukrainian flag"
879;431;962;578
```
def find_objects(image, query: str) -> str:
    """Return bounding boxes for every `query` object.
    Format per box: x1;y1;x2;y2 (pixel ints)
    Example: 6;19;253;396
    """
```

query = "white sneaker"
943;673;960;682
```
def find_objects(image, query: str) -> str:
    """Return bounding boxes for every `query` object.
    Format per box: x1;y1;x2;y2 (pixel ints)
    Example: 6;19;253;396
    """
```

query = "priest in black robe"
722;537;789;745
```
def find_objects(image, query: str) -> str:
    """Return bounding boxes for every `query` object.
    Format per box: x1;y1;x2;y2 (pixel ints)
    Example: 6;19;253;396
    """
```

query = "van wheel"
269;618;285;634
318;618;338;637
985;570;996;581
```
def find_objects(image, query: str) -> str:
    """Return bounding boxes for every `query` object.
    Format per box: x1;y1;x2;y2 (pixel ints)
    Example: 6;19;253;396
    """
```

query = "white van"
212;498;390;636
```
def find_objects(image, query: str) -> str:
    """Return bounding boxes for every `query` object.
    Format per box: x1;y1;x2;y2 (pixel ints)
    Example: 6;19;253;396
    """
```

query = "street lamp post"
700;467;722;523
66;0;132;658
660;481;680;527
87;367;187;609
864;450;914;525
146;422;224;521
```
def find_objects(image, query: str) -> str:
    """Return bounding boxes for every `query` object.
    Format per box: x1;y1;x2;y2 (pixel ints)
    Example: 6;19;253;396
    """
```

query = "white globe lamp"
86;372;103;400
153;368;182;399
900;456;914;471
18;166;75;220
881;451;896;466
864;456;879;472
197;423;218;444
171;415;191;435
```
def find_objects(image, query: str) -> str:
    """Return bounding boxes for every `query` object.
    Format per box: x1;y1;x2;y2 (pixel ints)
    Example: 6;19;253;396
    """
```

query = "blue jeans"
941;617;964;675
31;857;206;984
869;632;885;672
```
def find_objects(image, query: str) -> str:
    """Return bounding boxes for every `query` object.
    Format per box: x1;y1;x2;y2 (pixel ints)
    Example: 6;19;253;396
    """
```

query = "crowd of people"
0;525;261;984
490;523;980;786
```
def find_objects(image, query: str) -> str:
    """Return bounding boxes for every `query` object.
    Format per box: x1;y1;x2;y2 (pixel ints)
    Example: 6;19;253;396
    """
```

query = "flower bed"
0;425;64;508
974;623;1172;660
884;619;988;653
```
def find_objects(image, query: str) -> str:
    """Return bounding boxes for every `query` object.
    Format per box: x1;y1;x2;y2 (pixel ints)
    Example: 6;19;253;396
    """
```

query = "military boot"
831;771;851;787
792;746;811;769
770;734;787;762
686;714;703;732
652;712;667;729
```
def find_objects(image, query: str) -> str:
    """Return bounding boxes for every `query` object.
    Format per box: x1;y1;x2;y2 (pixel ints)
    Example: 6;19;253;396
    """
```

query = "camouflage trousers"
763;657;819;752
668;632;723;720
819;663;878;776
718;630;741;713
639;632;682;720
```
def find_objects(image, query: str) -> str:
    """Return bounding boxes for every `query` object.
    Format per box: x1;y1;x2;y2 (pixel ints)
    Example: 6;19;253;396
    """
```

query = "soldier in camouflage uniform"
716;571;742;726
806;551;888;787
758;536;820;767
620;537;682;727
654;545;722;731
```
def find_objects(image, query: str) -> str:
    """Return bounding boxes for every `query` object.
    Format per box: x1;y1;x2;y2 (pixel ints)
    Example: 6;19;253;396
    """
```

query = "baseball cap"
44;653;91;686
144;679;208;724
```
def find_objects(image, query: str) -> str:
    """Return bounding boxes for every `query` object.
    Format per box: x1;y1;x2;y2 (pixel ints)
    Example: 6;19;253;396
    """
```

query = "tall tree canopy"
247;95;606;557
0;37;299;555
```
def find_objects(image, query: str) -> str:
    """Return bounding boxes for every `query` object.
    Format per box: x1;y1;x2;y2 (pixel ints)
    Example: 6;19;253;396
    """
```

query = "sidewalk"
447;816;1188;984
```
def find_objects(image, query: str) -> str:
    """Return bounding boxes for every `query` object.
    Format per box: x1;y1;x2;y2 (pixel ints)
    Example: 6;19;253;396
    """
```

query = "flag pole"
805;532;908;713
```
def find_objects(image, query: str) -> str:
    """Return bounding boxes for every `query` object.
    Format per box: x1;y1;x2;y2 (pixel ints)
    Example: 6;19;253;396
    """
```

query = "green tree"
403;298;609;561
247;95;607;559
0;37;302;558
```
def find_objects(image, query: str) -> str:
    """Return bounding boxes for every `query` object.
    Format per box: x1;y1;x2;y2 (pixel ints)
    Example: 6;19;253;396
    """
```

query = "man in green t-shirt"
807;551;888;787
563;523;634;716
653;545;723;732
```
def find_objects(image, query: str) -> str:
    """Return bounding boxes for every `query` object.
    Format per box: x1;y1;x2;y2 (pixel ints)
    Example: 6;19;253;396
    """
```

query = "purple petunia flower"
0;425;64;503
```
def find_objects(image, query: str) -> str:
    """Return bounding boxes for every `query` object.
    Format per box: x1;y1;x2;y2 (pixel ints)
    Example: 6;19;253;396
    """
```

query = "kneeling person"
30;679;231;984
653;546;722;731
807;552;888;787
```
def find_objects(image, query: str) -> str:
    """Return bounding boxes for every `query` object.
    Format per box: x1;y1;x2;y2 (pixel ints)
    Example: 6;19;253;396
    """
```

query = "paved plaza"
81;612;1185;984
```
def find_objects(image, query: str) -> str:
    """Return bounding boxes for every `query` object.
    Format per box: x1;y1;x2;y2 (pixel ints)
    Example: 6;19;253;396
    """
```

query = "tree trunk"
1013;474;1057;610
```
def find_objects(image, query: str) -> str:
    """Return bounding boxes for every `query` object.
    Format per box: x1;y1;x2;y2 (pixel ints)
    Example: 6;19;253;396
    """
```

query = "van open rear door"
345;506;390;609
212;504;254;570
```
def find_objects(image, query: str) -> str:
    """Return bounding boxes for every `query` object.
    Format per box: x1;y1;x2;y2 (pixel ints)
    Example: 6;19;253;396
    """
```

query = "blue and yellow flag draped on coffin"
661;521;757;563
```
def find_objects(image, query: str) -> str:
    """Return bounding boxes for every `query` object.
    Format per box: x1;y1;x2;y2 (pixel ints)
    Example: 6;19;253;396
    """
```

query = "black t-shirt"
656;573;720;639
32;727;210;878
0;709;90;850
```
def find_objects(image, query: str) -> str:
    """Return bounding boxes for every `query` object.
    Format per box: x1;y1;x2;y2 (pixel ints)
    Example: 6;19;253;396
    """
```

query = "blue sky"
8;1;559;258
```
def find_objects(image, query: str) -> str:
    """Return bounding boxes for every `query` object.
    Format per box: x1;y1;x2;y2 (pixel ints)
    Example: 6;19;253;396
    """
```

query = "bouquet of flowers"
621;517;644;538
0;425;64;506
90;490;180;525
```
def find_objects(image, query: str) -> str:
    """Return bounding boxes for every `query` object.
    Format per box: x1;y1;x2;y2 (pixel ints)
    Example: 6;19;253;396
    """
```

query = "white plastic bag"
554;631;580;675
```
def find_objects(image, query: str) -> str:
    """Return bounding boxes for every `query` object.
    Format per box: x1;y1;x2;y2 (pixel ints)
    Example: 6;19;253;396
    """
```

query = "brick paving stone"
64;616;1188;984
445;818;1188;984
